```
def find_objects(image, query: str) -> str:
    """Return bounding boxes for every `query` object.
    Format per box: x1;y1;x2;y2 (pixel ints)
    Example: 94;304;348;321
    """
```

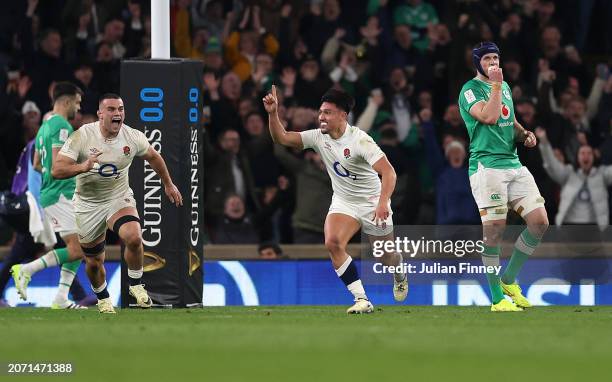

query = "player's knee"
85;255;104;270
123;231;143;250
65;237;84;259
528;217;549;238
483;222;505;246
324;236;344;254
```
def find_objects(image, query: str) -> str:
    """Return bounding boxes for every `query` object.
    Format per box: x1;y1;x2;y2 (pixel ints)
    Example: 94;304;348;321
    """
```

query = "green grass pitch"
1;306;611;382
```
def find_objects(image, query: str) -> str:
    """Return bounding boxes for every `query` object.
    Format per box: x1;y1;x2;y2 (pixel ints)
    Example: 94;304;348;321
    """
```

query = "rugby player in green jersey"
458;42;549;312
11;82;85;309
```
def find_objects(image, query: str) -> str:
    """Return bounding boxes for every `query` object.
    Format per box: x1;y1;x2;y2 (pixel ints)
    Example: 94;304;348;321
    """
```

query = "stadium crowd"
1;0;611;247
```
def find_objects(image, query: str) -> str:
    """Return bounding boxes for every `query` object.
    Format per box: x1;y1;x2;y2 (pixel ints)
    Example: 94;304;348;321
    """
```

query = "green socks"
482;244;504;304
501;228;540;285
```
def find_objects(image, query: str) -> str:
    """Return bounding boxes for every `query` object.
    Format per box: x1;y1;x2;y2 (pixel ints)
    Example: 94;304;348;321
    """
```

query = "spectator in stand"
421;108;479;224
274;145;332;243
292;55;332;109
203;128;257;222
93;41;120;94
24;29;71;113
72;62;98;115
203;70;243;140
258;242;284;260
210;176;289;244
243;111;280;190
392;0;439;52
537;128;612;230
223;5;279;83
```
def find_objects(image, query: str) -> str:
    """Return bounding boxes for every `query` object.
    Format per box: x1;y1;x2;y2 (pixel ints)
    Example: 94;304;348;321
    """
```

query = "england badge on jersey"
343;148;351;159
123;146;131;156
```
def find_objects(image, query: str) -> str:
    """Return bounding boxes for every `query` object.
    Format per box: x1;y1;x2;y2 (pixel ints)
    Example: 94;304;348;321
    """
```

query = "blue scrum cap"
472;42;500;78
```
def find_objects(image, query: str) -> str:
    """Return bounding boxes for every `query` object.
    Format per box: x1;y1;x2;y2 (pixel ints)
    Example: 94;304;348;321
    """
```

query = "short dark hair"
320;88;355;113
258;241;282;255
52;82;83;103
99;93;121;104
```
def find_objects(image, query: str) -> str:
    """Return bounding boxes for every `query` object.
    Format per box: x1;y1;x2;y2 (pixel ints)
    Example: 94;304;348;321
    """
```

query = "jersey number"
38;137;47;173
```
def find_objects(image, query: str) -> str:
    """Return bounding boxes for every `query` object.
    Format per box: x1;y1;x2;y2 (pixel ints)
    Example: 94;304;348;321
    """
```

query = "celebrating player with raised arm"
264;85;407;314
52;93;183;313
458;42;549;312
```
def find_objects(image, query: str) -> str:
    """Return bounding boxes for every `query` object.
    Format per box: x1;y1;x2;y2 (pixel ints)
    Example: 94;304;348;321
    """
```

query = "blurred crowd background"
1;0;611;247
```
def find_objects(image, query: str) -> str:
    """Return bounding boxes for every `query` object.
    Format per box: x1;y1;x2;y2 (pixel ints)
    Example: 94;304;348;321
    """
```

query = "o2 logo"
140;88;164;122
98;164;121;178
333;161;357;180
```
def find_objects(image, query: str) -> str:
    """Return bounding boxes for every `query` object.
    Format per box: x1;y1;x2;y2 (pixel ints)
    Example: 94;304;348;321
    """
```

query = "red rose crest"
123;146;131;156
343;148;351;159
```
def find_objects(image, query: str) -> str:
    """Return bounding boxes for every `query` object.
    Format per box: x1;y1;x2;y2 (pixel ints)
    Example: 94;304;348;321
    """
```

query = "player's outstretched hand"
165;183;183;207
488;66;503;83
83;151;102;172
523;130;537;148
372;202;390;229
262;85;278;114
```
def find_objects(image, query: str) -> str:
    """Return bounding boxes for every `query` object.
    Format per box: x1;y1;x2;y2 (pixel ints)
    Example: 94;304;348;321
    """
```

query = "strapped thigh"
511;195;545;219
112;215;140;235
81;241;105;257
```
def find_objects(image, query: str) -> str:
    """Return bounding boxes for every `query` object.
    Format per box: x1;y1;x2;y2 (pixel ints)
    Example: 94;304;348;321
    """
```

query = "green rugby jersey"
35;114;76;207
458;78;521;176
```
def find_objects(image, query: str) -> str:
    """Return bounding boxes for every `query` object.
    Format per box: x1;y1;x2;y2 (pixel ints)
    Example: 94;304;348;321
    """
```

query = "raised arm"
469;68;503;125
262;85;304;149
421;109;445;179
140;146;182;207
535;127;571;185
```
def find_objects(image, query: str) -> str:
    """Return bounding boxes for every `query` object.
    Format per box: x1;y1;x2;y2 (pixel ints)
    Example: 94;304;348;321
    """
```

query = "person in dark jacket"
421;108;479;224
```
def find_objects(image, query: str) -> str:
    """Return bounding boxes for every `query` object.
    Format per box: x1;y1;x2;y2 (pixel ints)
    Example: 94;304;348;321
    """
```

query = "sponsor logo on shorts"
490;193;501;201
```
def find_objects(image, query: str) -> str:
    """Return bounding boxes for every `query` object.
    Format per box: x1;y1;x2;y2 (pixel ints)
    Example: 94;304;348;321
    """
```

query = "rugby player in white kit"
53;93;183;313
263;86;407;314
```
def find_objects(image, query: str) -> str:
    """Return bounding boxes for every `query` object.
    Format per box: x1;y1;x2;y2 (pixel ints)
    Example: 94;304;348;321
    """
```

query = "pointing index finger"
272;84;277;98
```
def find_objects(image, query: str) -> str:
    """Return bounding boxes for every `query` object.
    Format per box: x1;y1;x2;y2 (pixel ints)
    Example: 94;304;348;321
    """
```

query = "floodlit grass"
1;306;611;381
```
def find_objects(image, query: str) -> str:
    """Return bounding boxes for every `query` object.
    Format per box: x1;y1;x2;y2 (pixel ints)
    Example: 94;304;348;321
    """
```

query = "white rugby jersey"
300;123;385;201
59;121;150;203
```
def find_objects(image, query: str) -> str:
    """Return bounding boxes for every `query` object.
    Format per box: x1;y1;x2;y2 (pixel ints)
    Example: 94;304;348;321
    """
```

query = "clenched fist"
488;66;503;83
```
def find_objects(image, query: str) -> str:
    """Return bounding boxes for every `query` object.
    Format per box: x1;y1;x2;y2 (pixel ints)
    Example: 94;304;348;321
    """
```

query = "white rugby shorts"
328;194;393;237
74;191;138;243
469;163;542;211
43;194;77;237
